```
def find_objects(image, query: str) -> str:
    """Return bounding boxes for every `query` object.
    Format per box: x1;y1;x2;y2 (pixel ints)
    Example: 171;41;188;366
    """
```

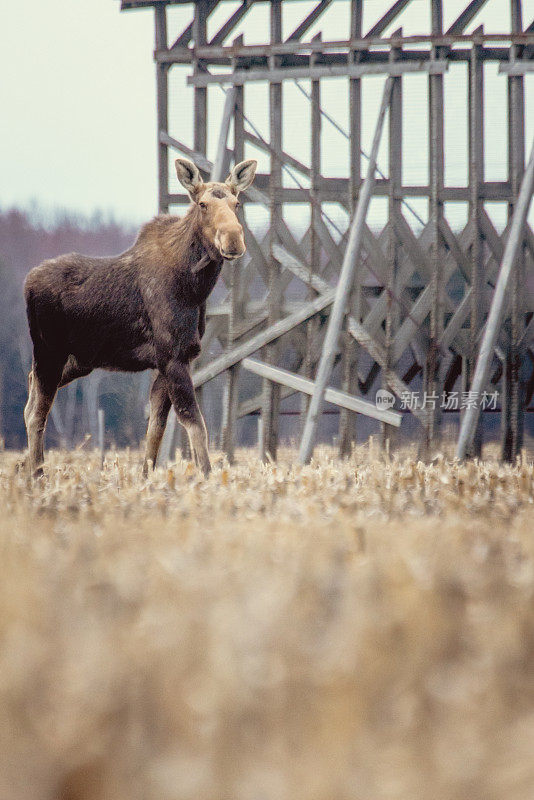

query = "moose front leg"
143;371;172;477
163;359;211;477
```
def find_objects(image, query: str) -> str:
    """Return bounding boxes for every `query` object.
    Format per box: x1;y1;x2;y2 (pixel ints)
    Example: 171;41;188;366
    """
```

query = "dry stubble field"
2;442;534;800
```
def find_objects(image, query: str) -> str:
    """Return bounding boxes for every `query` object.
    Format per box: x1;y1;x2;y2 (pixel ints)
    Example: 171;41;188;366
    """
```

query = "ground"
2;443;534;800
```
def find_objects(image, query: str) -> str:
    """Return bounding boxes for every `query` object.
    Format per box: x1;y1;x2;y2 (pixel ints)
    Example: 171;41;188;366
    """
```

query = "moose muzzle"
214;222;246;260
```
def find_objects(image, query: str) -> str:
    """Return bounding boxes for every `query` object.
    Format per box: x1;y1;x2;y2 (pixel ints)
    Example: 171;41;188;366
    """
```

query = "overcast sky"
0;0;533;228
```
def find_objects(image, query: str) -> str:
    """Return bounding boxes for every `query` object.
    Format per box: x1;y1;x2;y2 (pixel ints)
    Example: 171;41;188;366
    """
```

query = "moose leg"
164;360;211;477
143;371;171;477
24;360;63;476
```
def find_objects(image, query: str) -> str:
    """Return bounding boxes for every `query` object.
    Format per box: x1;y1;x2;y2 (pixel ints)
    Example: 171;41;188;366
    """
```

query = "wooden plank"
187;59;449;87
424;0;445;450
286;0;333;41
347;319;428;424
499;61;534;75
155;5;169;213
299;77;394;463
165;34;534;63
209;1;252;46
242;359;401;426
210;88;236;181
192;289;335;388
446;0;489;35
457;131;534;459
390;222;474;363
383;32;403;445
261;0;283;460
243;130;311;178
238;387;294;419
438;217;471;282
365;0;413;38
503;2;527;461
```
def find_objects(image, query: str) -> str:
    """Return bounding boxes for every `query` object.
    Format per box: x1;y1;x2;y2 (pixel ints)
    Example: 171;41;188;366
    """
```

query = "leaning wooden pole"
456;133;534;460
299;77;394;465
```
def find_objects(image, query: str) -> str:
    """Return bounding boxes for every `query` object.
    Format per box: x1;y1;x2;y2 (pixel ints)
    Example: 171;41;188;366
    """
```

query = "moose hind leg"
165;360;211;477
24;362;62;477
143;372;171;477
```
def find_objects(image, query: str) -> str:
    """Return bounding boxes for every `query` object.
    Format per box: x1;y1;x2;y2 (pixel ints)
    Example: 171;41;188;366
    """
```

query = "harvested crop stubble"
1;444;534;800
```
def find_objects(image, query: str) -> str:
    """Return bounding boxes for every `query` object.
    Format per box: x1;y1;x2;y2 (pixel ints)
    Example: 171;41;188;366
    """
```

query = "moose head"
175;157;257;261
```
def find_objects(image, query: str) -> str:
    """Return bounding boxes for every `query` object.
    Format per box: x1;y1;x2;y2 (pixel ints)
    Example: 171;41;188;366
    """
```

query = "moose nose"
221;247;245;260
216;226;245;259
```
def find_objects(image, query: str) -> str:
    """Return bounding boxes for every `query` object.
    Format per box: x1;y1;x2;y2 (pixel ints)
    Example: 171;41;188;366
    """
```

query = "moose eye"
235;201;241;208
199;202;207;210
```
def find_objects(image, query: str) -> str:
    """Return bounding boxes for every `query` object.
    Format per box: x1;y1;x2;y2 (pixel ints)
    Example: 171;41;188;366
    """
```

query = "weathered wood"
155;5;168;213
446;0;489;35
465;32;485;456
457;132;534;459
157;33;534;64
339;0;362;456
193;289;336;388
383;34;403;448
286;0;333;41
299;78;394;464
187;60;449;86
502;1;527;461
221;62;243;462
499;61;534;74
425;0;445;450
365;0;412;38
209;1;252;46
261;0;283;461
242;359;401;427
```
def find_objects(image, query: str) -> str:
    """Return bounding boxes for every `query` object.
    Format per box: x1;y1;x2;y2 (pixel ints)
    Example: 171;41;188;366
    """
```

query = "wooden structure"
120;0;534;462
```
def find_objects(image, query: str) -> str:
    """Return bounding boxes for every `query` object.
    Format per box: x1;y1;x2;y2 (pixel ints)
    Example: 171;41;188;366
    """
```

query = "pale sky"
0;0;533;229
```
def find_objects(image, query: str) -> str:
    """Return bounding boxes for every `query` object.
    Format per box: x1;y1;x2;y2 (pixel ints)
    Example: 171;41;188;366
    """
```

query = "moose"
23;156;257;477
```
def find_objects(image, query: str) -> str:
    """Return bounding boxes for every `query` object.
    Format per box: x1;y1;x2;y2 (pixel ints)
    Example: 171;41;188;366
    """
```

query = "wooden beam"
299;78;394;463
242;359;401;426
187;60;449;87
365;0;412;38
286;0;333;41
209;1;252;46
193;290;335;388
155;5;168;213
243;130;311;178
446;0;489;35
457;132;534;458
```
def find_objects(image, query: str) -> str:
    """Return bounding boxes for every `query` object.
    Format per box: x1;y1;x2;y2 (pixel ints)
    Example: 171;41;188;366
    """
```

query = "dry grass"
2;443;534;800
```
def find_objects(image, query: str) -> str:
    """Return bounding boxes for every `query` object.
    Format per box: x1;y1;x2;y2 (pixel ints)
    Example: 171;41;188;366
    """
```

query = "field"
2;443;534;800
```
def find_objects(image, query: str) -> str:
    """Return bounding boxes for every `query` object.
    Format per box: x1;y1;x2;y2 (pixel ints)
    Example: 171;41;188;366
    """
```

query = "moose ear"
225;159;257;195
175;158;203;198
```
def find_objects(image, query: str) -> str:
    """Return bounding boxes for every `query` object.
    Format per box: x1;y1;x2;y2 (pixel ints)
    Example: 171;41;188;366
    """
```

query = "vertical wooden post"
155;4;169;214
193;0;208;156
382;32;402;451
339;0;362;457
221;47;244;462
260;0;283;461
300;34;322;436
502;0;526;461
425;0;445;453
183;0;209;460
465;29;485;457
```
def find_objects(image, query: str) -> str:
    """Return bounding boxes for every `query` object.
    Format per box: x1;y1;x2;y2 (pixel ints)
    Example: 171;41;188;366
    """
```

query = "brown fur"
23;157;257;477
